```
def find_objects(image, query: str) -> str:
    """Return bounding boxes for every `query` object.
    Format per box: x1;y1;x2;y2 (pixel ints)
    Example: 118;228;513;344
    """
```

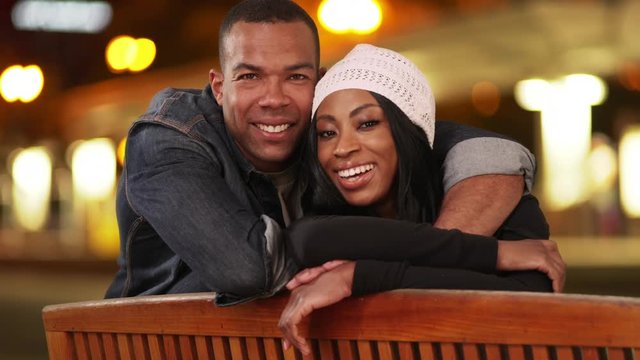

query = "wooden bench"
42;290;640;359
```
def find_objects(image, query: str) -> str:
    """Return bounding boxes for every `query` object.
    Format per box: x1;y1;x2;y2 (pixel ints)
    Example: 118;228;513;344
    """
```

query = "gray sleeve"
441;137;536;193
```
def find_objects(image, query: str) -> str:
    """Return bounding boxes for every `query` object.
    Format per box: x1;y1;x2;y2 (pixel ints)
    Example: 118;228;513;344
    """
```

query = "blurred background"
1;0;639;358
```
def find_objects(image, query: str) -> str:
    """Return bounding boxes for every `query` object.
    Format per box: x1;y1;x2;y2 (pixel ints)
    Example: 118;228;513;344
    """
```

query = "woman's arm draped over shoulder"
351;195;553;294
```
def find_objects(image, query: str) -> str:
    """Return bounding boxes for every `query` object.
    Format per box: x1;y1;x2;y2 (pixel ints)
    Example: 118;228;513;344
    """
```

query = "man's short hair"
218;0;320;69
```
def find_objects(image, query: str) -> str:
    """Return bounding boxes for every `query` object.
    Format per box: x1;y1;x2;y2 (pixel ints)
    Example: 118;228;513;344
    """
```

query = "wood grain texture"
42;290;640;359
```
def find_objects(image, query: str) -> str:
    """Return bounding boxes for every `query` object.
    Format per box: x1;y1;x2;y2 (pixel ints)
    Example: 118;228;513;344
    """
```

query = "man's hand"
434;175;524;236
279;261;355;355
497;240;566;292
285;260;348;290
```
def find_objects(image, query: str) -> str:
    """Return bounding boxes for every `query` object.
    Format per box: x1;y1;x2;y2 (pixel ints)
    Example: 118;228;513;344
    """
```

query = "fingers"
322;259;347;271
537;241;566;293
279;291;314;356
286;260;348;290
286;267;324;290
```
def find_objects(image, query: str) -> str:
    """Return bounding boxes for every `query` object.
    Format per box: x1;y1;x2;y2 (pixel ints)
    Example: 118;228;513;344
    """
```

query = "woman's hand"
286;260;348;290
496;240;566;292
279;261;356;355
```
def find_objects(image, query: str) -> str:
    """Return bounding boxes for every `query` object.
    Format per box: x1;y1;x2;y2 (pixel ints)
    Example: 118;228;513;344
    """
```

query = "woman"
279;44;564;354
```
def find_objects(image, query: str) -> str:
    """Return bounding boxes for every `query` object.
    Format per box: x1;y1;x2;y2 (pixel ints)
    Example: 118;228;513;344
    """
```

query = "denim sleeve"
124;124;293;302
433;121;536;193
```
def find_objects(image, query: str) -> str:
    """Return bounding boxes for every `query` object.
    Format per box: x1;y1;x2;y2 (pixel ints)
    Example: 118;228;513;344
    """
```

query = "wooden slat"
74;332;89;360
317;340;335;360
212;337;230;359
147;335;164;360
263;338;281;360
579;347;599;360
484;344;501;360
555;346;574;360
462;343;481;360
440;343;456;360
531;345;550;360
194;336;212;359
132;334;150;360
102;333;119;360
87;333;104;360
608;347;627;360
377;341;394;359
116;334;133;360
45;331;74;360
161;335;178;359
229;337;245;359
245;337;263;360
418;342;436;360
397;342;414;359
283;345;297;360
336;340;355;360
179;335;195;360
356;340;374;360
508;344;526;360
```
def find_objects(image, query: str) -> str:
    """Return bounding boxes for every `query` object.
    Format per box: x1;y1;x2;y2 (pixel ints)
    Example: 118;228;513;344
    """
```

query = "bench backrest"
42;290;640;359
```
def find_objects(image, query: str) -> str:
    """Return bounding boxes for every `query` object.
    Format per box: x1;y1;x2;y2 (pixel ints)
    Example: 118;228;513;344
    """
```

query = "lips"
334;163;376;190
255;123;292;133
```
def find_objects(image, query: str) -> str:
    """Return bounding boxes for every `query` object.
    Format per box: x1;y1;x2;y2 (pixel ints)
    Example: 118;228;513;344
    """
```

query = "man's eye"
289;74;309;81
237;73;258;80
318;130;336;138
360;120;379;129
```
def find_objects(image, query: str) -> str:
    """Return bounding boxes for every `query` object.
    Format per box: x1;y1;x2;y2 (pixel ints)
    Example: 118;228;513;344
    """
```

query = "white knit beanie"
312;44;435;146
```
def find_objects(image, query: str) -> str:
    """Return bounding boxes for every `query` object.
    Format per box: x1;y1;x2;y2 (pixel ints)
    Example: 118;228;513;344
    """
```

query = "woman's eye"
360;120;379;129
318;130;336;138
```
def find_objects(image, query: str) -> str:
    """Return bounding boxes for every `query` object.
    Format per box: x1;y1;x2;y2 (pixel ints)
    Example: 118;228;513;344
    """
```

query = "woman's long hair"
302;91;443;223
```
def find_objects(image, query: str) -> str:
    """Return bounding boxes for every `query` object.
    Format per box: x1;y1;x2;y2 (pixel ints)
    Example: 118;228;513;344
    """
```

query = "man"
105;0;544;305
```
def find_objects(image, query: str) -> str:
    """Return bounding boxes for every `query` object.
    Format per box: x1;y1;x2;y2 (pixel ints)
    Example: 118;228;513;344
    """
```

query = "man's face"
211;21;319;172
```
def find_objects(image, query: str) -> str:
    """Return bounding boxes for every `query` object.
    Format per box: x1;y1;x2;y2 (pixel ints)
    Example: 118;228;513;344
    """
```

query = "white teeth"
256;123;291;133
338;164;374;178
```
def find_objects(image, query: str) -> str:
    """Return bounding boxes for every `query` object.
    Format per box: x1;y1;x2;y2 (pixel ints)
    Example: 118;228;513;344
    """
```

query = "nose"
333;129;360;158
258;78;290;108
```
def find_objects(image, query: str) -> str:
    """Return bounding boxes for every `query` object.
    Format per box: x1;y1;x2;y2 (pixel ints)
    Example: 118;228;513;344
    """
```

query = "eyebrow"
232;63;262;73
232;62;315;73
316;103;380;122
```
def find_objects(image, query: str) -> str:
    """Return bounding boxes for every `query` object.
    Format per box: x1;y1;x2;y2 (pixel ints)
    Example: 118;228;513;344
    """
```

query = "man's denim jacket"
105;86;297;305
105;85;536;306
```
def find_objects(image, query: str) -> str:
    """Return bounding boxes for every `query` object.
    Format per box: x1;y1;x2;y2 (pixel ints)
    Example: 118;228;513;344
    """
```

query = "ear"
209;69;224;104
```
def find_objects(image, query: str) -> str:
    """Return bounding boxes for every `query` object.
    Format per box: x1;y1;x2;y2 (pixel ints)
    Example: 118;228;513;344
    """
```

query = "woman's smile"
334;163;376;190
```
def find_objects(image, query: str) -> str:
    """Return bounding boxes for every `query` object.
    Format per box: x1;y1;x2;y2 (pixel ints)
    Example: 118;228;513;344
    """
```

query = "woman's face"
315;89;398;217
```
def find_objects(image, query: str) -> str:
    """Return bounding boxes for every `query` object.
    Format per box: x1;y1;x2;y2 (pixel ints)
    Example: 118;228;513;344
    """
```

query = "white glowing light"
71;138;116;201
318;0;382;35
515;74;607;210
619;126;640;218
11;147;52;231
1;65;44;103
12;0;112;33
